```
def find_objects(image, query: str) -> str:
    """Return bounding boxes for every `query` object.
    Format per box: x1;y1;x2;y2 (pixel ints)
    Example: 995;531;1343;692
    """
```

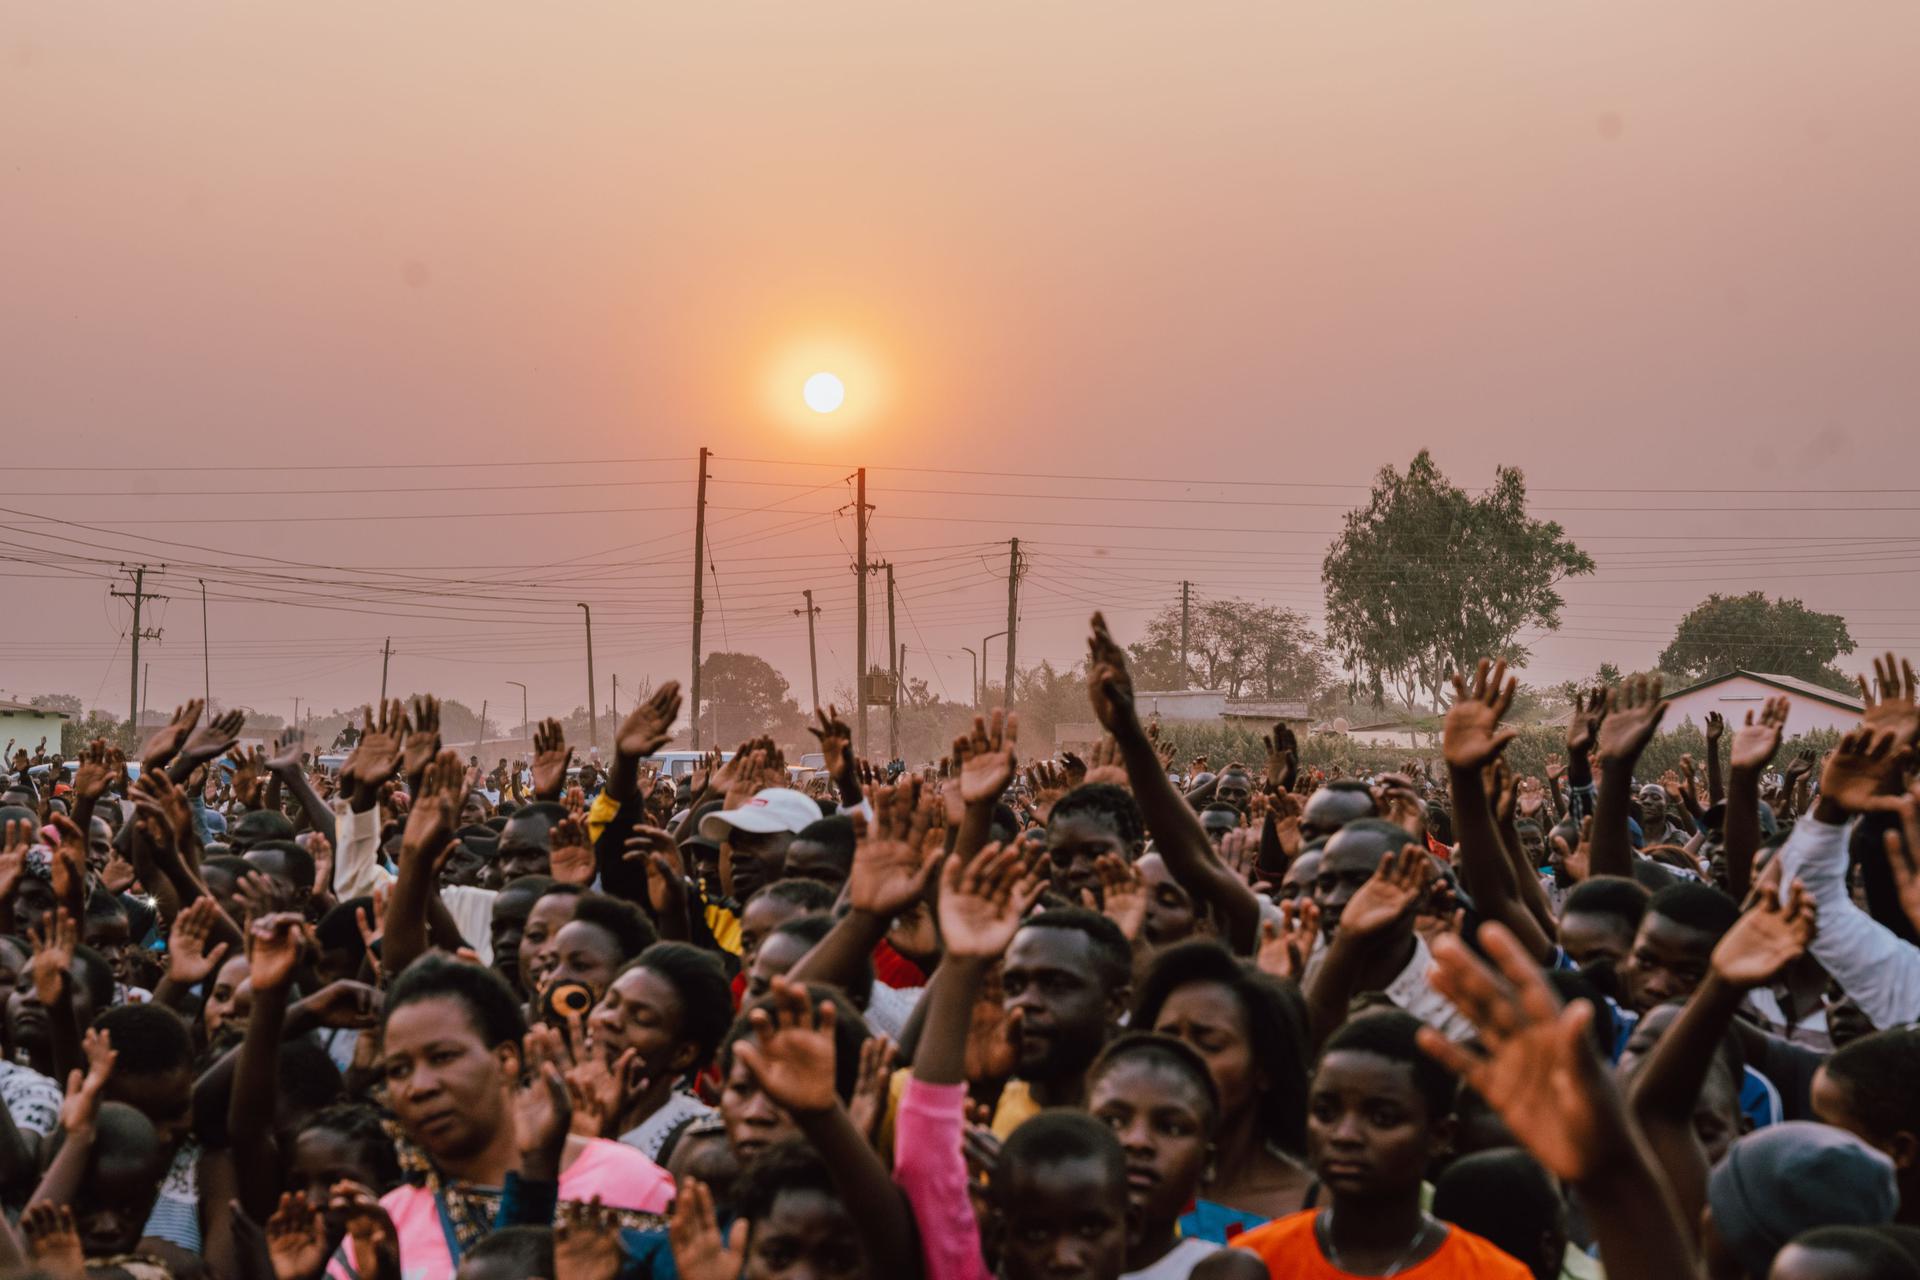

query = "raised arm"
266;728;337;840
605;682;682;808
29;1027;117;1211
1703;711;1727;806
790;781;943;992
1722;697;1787;900
1086;613;1262;953
1442;661;1553;963
229;913;310;1220
1589;675;1668;880
383;750;464;978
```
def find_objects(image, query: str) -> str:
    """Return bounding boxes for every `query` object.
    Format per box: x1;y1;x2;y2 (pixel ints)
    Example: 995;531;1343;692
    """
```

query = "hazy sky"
6;2;1919;734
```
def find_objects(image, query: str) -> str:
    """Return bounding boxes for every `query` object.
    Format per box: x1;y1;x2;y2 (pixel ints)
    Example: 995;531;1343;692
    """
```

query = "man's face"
489;883;543;991
743;1187;868;1280
1638;789;1669;830
993;1155;1129;1280
1214;772;1252;812
1199;809;1238;847
1001;926;1121;1086
781;838;847;891
1277;850;1321;903
1558;910;1633;970
486;814;553;889
1045;813;1130;904
720;828;791;903
1313;832;1396;938
1621;911;1716;1013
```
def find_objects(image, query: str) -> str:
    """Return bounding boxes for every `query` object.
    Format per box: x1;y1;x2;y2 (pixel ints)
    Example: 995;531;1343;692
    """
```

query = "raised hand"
1859;652;1920;750
1885;793;1920;934
937;837;1046;962
167;897;233;986
329;1182;400;1280
1566;688;1607;758
1819;727;1911;815
848;1034;898;1145
848;779;943;918
1705;710;1726;748
1443;658;1519;769
1256;898;1320;982
1729;696;1789;773
556;1197;625;1280
343;700;407;791
622;826;688;919
297;980;383;1031
1263;722;1299;793
266;726;307;774
70;738;114;804
1082;737;1129;788
1334;843;1433;939
959;709;1019;806
247;912;310;994
43;814;83;899
732;976;842;1117
401;750;464;870
1086;612;1136;733
29;909;79;1009
265;1190;328;1280
809;706;858;796
548;811;596;886
181;707;248;770
227;745;268;809
1088;852;1147;942
401;695;442;783
530;718;574;801
21;1202;86;1275
616;681;682;760
1419;923;1627;1183
1712;879;1817;988
515;1024;576;1175
1594;675;1666;767
141;699;205;771
0;818;27;906
1550;816;1595;884
669;1178;748;1280
61;1026;116;1137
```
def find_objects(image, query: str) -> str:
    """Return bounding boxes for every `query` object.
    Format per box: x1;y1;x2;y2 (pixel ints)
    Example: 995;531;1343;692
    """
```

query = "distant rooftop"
0;700;70;718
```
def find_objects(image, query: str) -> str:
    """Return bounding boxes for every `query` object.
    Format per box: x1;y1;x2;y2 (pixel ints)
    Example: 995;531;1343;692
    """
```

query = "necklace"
1316;1207;1440;1278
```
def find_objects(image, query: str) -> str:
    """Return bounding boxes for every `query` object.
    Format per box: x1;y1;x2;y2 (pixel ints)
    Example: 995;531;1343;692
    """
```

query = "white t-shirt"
1125;1236;1219;1280
0;1060;62;1137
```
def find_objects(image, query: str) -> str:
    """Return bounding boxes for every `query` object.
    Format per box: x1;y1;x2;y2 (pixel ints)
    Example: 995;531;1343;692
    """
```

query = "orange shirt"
1231;1210;1534;1280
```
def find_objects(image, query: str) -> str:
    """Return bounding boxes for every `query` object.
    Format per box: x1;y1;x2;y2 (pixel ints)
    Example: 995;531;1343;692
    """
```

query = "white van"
644;750;733;780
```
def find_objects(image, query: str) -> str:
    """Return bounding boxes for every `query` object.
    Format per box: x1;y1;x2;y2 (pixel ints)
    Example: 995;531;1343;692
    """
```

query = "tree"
1135;599;1331;698
29;693;84;718
1323;451;1594;711
1657;592;1856;693
699;653;803;746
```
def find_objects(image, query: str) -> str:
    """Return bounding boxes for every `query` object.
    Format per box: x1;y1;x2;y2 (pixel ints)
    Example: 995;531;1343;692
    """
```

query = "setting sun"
803;371;845;414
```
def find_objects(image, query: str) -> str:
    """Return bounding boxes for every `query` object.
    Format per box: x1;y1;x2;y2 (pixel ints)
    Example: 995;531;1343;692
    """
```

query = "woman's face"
1150;980;1258;1121
745;931;813;1002
547;920;625;1001
290;1127;384;1245
719;1054;802;1166
204;954;253;1041
743;1187;867;1280
1088;1056;1214;1227
518;893;578;996
588;965;690;1078
381;997;516;1163
1306;1049;1438;1201
1138;855;1198;947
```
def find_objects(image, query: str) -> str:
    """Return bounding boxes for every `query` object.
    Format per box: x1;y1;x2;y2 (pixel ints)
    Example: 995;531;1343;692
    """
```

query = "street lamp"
577;603;597;752
981;631;1008;708
506;681;528;749
960;646;978;710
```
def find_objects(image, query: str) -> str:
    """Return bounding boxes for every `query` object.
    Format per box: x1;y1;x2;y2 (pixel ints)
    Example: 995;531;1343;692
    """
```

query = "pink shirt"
893;1077;992;1280
335;1139;674;1280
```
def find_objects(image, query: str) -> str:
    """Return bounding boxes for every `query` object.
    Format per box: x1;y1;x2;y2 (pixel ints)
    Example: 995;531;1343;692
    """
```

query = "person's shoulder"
562;1135;675;1210
1434;1223;1535;1276
1230;1209;1317;1256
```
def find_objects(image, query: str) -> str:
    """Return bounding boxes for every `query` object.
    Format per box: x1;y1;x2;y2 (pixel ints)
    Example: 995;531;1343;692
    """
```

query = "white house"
1663;671;1864;737
1052;689;1313;753
0;700;71;755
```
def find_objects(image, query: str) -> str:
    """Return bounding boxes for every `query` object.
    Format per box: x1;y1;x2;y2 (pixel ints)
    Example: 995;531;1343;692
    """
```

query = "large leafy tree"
1658;591;1856;693
699;652;804;745
1135;599;1332;698
1323;451;1593;711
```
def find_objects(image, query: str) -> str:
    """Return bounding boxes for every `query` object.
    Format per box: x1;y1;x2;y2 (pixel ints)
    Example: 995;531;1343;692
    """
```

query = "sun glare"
803;371;845;414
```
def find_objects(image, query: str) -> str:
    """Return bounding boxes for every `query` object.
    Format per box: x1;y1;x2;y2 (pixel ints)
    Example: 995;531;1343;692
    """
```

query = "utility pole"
507;681;527;748
140;663;150;734
1004;538;1022;710
480;699;489;755
982;630;1007;705
895;642;906;761
854;467;870;758
380;637;393;703
612;674;620;721
577;603;597;752
886;563;899;760
109;566;166;744
1179;580;1192;690
690;447;709;750
794;590;822;712
199;579;211;710
961;646;978;710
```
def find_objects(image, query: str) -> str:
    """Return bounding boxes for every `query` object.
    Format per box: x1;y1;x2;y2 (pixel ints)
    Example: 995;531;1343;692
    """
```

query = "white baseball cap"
699;787;821;841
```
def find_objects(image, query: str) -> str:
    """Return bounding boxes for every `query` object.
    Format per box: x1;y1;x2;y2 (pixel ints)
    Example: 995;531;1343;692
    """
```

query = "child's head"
666;1117;740;1209
92;1003;196;1146
75;1101;168;1256
1045;784;1146;902
1621;882;1739;1015
992;1111;1130;1280
455;1225;553;1280
738;879;837;971
291;1102;400;1216
1617;1001;1745;1165
1557;875;1650;970
733;1139;866;1280
1431;1149;1567;1280
718;988;870;1165
747;914;873;1009
1309;1010;1455;1203
1814;1028;1920;1204
1086;1033;1218;1232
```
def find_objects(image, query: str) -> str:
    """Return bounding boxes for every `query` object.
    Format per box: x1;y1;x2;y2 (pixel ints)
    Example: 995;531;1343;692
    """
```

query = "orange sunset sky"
4;2;1919;728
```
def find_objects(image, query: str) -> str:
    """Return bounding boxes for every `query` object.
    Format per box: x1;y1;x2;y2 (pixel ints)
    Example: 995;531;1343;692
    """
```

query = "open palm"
1730;698;1788;772
1713;881;1816;988
733;978;840;1116
1595;676;1666;765
939;839;1043;961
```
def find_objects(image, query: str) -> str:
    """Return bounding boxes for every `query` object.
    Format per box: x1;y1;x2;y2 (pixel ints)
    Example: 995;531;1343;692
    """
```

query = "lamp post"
981;631;1007;708
506;681;528;750
577;603;597;752
960;646;978;710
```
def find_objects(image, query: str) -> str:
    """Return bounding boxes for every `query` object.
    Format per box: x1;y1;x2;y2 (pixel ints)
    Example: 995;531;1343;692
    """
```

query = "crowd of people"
2;616;1920;1280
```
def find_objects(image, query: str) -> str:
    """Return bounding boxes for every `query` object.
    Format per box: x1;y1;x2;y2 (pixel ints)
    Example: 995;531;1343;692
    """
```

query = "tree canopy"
1322;450;1593;711
1657;591;1857;693
1132;597;1332;699
699;651;804;745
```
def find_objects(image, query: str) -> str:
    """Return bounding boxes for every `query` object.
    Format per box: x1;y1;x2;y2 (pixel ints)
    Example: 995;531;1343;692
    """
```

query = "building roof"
0;700;70;719
1666;670;1864;713
1220;699;1312;721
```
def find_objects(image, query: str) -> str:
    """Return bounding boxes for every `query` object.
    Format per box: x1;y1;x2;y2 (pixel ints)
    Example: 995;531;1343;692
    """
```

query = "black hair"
993;1110;1126;1209
246;840;316;891
1647;882;1741;942
92;1003;195;1076
498;874;559;900
277;1038;345;1115
793;816;857;864
230;809;296;845
460;1225;554;1276
1087;1032;1221;1129
1047;783;1145;850
203;854;252;883
535;882;585;906
1200;802;1241;820
514;801;568;825
1432;1149;1565;1280
316;897;372;960
746;878;838;915
720;984;871;1104
385;953;528;1048
565;892;658;962
1321;1008;1456;1120
72;944;117;1013
1561;876;1651;933
767;914;872;1008
1787;1226;1920;1278
1016;908;1134;994
1824;1028;1920;1148
1131;939;1308;1155
297;1101;402;1193
733;1138;844;1226
1425;806;1454;845
0;934;27;965
622;942;735;1074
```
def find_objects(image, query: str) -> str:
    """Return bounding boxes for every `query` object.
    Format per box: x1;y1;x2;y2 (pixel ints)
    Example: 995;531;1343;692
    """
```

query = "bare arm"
1590;676;1668;881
